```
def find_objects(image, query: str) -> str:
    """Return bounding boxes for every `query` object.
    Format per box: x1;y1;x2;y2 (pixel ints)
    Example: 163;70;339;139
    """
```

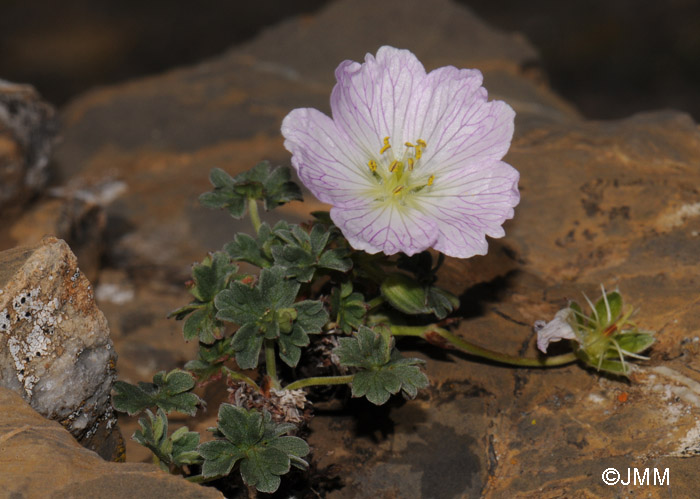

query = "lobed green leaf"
112;369;201;416
196;406;309;493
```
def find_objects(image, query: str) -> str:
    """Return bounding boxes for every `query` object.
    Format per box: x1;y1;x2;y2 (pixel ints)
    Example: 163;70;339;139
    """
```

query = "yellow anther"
404;142;415;148
427;174;435;186
407;158;414;170
389;160;403;173
415;147;423;160
393;186;404;195
416;139;427;148
380;136;391;154
368;159;378;172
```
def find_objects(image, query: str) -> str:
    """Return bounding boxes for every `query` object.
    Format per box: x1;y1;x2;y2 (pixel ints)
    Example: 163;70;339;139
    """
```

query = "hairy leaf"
199;163;302;218
133;409;202;470
335;327;429;405
271;223;352;282
197;405;309;493
168;252;238;344
112;369;202;416
330;282;367;333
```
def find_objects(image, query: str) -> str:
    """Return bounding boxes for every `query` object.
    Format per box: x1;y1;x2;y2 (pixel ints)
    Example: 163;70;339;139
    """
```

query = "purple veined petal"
535;309;579;353
282;107;374;206
281;46;520;258
331;46;426;158
419;160;520;258
405;66;515;175
329;203;438;256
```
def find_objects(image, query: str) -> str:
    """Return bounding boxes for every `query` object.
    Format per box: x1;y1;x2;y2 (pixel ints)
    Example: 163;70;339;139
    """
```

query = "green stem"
285;374;354;391
248;197;261;234
264;340;280;389
186;475;219;484
391;325;577;367
366;296;385;311
222;367;261;392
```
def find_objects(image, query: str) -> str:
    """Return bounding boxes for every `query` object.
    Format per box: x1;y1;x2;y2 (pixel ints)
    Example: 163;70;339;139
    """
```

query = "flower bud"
380;273;430;315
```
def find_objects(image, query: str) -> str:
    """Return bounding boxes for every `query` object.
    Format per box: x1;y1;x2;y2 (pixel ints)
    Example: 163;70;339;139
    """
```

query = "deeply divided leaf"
200;163;301;219
330;282;367;333
335;327;429;405
197;406;309;493
169;252;238;344
112;369;201;416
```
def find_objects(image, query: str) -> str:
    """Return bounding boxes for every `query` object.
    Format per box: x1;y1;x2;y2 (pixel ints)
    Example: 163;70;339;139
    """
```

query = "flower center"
365;136;434;208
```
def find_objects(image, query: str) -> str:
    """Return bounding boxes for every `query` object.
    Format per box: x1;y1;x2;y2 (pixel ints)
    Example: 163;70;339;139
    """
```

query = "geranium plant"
112;46;653;495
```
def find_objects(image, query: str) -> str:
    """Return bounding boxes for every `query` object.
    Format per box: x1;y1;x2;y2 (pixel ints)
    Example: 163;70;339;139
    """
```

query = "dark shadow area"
3;0;700;121
1;0;699;120
0;0;332;106
463;0;700;120
394;423;482;498
456;269;521;319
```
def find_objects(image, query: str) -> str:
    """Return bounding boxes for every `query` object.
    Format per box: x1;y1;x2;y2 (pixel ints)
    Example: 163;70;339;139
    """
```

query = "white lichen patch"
657;201;700;230
95;282;135;305
586;392;607;405
642;365;700;456
675;420;700;457
0;308;10;333
4;286;65;397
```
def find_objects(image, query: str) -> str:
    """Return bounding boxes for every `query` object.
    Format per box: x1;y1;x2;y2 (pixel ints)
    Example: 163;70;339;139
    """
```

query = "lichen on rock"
0;236;118;458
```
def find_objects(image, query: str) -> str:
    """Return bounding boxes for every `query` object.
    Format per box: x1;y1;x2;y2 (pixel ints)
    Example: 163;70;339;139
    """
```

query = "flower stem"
366;296;385;311
222;367;261;392
187;475;218;484
391;325;577;367
284;374;354;391
248;197;262;234
264;340;280;389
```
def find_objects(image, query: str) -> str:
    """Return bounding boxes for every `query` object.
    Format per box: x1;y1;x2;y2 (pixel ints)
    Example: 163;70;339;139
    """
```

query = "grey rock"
0;236;117;457
0;80;57;212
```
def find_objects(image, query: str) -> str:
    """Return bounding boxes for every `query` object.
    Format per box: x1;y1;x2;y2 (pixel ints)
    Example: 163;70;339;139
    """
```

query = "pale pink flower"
281;46;519;257
535;308;578;353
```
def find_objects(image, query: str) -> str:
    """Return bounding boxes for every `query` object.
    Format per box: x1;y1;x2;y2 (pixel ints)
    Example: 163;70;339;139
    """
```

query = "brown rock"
15;0;697;496
0;80;56;214
46;0;577;285
8;196;107;283
0;236;118;459
0;387;223;498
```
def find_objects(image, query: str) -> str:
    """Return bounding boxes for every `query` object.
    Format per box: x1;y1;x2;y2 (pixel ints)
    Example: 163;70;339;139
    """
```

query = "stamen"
404;142;414;148
380;136;391;154
407;158;414;170
415;139;427;160
389;160;402;173
393;186;404;195
368;159;377;172
427;175;435;186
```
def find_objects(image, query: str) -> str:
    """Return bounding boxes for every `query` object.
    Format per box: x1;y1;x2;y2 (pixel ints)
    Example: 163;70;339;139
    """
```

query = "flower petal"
330;46;426;157
405;66;515;175
282;108;372;206
419;160;519;258
281;46;520;258
330;203;437;256
535;309;578;353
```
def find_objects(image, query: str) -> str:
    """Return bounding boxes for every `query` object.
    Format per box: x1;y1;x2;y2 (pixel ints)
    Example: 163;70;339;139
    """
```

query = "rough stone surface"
36;0;577;286
0;236;119;458
0;80;56;213
0;387;223;498
2;0;699;497
8;186;112;284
